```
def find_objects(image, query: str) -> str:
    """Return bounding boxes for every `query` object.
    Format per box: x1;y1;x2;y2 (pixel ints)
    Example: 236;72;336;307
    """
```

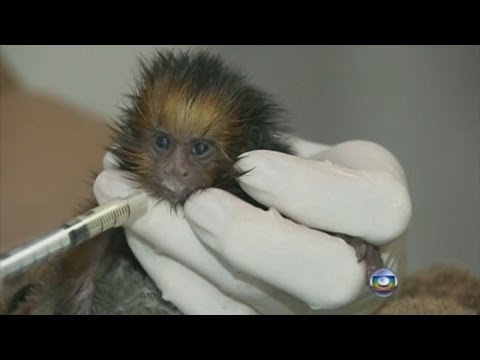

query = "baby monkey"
2;50;382;315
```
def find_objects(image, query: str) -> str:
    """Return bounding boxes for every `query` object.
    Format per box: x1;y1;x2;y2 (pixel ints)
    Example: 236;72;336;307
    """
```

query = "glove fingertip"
93;170;138;204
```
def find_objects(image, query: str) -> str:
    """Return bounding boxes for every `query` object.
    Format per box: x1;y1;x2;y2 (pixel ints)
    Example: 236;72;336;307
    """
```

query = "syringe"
0;191;148;282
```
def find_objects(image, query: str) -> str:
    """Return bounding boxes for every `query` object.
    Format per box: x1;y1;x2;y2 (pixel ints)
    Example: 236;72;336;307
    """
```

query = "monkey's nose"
162;167;189;178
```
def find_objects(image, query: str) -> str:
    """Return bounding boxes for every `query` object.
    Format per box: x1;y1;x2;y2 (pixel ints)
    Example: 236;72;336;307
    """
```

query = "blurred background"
1;45;479;276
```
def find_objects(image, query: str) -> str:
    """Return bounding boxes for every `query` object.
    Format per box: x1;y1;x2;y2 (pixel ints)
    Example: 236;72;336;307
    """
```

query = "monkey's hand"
93;137;411;314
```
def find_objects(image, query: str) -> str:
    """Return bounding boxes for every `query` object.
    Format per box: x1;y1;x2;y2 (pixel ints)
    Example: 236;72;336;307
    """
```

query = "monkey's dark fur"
111;50;292;209
2;50;382;315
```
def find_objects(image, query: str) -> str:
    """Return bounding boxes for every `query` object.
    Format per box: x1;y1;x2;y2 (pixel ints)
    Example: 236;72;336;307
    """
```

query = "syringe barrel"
0;191;148;281
0;229;70;281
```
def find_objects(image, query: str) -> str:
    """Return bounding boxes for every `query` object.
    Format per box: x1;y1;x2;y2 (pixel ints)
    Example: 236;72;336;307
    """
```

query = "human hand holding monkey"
94;136;411;315
1;50;411;315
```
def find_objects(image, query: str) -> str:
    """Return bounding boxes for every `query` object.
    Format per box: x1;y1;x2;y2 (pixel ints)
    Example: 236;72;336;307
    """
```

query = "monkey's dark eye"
154;135;170;151
192;142;211;157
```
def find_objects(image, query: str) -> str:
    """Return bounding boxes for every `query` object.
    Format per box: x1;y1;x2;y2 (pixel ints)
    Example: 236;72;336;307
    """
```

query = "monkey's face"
113;50;286;207
113;92;242;208
142;130;229;206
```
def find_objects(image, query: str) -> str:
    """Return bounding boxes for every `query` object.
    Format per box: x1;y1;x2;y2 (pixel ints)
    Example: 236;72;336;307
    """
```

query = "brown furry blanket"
2;262;479;315
377;264;480;315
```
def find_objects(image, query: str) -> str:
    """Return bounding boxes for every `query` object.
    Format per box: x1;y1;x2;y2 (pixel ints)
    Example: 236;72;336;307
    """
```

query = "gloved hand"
93;136;412;315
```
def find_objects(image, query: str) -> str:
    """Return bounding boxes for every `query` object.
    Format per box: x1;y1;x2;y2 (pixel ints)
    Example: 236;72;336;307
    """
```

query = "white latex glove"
93;136;411;315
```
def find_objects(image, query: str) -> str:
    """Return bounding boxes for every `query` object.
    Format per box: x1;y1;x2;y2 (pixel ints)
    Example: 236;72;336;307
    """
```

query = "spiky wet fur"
2;49;294;315
110;49;293;209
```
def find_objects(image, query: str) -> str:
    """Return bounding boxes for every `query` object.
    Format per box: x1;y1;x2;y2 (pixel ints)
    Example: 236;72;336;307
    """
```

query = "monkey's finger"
126;235;259;315
93;169;140;204
184;189;366;310
235;149;411;246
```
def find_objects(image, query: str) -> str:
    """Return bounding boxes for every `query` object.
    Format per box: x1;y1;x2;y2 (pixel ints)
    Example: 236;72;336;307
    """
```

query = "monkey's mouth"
157;180;195;207
163;188;189;204
148;177;208;208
